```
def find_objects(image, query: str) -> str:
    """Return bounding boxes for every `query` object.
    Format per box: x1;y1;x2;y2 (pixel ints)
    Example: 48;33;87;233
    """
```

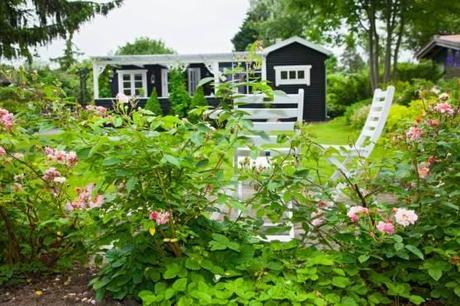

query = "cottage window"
274;65;312;86
117;70;148;97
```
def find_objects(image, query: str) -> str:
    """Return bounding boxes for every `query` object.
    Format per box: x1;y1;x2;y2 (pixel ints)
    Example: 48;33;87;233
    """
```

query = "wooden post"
212;61;220;95
92;63;99;100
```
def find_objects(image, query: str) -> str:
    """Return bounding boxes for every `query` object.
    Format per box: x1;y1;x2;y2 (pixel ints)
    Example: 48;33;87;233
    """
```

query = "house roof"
91;36;332;65
416;35;460;59
91;52;253;66
262;36;332;56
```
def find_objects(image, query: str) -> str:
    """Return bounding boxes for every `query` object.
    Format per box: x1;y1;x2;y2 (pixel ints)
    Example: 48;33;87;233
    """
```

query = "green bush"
349;104;371;128
395;61;443;83
343;98;372;125
169;69;191;117
145;88;163;115
327;71;371;117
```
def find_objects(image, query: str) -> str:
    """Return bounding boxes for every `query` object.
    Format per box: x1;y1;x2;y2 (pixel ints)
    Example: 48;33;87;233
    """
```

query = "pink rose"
44;147;78;167
310;210;325;227
0;146;6;156
417;163;430;179
433;102;454;115
43;167;65;183
116;92;130;104
86;105;108;117
347;206;369;222
376;221;394;235
66;183;104;211
426;119;439;128
406;126;423;141
149;211;171;225
0;108;14;130
394;208;418;227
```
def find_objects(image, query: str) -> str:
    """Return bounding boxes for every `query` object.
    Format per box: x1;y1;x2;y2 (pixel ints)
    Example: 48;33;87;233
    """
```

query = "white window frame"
161;68;169;98
117;69;148;97
274;65;312;86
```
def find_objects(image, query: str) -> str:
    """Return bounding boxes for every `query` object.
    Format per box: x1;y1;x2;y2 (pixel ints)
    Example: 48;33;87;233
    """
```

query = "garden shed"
92;36;331;121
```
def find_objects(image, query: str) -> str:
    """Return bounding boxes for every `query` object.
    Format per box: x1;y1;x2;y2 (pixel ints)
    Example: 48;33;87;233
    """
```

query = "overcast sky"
37;0;251;61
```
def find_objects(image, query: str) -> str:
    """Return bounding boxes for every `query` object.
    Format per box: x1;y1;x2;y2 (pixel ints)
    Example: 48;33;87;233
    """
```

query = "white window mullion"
274;65;312;86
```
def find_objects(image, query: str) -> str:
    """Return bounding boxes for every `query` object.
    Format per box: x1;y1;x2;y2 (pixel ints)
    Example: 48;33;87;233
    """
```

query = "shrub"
349;104;371;128
168;69;191;117
327;71;371;117
144;88;163;115
395;61;443;83
343;98;372;126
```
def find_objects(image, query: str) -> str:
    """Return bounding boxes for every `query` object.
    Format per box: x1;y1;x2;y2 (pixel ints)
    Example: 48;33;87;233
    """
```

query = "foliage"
395;61;443;83
116;37;175;55
343;98;372;126
231;14;260;51
168;69;192;117
348;104;371;129
327;71;371;117
0;0;123;59
0;88;106;283
144;88;163;115
50;33;83;70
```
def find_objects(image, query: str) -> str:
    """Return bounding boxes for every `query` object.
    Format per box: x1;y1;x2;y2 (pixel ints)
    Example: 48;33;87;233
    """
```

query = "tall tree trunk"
383;0;395;83
368;5;380;90
392;14;405;80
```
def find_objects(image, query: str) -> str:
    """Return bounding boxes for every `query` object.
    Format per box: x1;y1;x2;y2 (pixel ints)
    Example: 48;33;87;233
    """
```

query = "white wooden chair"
234;89;304;242
322;86;395;181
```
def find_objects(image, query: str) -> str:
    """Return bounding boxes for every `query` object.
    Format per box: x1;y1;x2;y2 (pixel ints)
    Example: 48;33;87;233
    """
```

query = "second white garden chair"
322;86;395;181
233;89;304;242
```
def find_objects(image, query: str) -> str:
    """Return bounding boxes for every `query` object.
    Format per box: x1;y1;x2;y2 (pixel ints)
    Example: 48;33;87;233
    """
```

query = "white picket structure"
234;89;304;242
323;86;395;181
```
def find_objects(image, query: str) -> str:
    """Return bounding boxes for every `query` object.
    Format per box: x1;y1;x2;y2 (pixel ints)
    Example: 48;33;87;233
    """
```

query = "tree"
287;0;460;88
232;0;311;51
232;15;260;51
116;37;174;55
145;88;163;115
0;0;123;60
51;33;83;70
168;69;191;117
340;38;365;74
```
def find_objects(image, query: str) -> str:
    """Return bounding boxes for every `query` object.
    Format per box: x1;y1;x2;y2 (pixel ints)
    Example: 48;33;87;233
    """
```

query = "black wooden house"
92;37;331;121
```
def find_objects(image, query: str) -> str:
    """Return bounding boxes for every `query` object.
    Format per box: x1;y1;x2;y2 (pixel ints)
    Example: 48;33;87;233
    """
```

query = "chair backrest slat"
354;86;395;157
234;89;304;132
237;108;300;120
252;122;295;131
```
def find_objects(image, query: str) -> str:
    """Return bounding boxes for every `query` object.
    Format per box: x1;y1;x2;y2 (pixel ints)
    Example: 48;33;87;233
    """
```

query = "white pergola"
91;52;265;99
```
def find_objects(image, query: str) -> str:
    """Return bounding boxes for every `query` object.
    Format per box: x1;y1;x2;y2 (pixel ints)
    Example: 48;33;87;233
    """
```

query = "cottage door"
187;68;201;95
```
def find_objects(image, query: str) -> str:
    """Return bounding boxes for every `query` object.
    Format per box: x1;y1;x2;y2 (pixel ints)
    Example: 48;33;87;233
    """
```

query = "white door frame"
187;67;201;95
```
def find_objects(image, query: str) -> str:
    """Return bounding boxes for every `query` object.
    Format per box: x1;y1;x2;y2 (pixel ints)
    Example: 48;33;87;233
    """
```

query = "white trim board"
263;36;332;56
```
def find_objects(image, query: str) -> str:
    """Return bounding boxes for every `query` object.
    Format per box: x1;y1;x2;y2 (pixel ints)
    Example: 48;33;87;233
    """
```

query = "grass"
306;117;358;145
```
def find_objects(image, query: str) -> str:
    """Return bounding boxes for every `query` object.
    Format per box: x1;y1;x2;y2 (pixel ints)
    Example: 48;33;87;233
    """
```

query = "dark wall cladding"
104;41;328;121
266;42;328;121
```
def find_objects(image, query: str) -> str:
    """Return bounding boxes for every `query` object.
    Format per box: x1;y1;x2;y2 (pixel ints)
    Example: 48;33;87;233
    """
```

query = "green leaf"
163;263;182;279
172;278;187;292
409;295;425;305
162;154;181;167
332;276;351;288
126;177;138;193
185;258;201;270
113;117;123;127
139;290;159;305
358;255;369;263
103;157;121;166
405;245;424;260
